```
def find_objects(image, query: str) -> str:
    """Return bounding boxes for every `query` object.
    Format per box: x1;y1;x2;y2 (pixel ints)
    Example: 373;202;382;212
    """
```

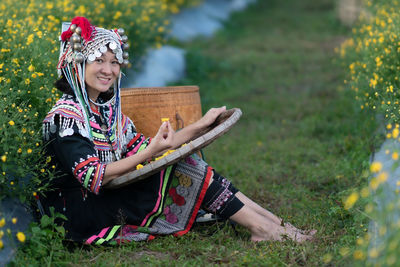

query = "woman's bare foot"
250;224;313;243
284;222;317;237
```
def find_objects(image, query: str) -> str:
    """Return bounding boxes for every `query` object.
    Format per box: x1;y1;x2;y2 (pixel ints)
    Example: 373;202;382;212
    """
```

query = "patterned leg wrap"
201;171;244;219
212;170;239;194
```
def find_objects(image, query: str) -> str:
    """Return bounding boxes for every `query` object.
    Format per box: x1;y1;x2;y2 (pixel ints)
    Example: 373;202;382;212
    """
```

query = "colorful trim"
142;166;173;227
73;156;105;194
174;166;213;236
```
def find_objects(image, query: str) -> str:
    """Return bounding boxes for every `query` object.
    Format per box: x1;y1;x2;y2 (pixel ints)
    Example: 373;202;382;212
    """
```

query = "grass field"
14;0;380;265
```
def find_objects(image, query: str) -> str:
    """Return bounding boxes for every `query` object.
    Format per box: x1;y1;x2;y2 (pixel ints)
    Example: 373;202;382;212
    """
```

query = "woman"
41;17;314;245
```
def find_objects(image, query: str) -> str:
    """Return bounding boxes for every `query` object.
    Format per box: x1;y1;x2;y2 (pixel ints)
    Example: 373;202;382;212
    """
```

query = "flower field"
0;0;197;257
339;0;400;265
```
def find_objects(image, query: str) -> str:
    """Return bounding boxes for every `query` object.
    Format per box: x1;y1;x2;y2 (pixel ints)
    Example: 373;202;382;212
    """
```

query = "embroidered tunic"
41;94;212;244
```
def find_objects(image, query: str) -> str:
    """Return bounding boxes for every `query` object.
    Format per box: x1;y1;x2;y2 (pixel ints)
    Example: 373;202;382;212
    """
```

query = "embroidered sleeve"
47;117;105;194
122;115;151;158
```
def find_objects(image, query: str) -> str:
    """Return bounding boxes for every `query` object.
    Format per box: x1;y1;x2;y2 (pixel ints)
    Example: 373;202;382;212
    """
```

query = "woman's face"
85;50;120;100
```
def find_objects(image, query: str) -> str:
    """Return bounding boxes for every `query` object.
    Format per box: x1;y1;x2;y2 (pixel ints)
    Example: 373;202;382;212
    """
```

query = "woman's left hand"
198;106;226;129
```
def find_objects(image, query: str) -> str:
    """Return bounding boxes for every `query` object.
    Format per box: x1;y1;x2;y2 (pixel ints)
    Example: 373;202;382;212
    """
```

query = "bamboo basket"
120;86;203;137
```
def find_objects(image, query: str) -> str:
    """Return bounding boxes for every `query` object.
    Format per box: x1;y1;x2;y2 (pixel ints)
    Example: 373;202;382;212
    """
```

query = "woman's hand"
198;106;226;129
147;121;175;157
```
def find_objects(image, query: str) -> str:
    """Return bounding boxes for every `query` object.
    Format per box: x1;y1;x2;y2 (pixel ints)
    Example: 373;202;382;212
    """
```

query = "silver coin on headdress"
116;52;123;61
88;54;96;62
94;50;102;58
99;46;107;53
109;41;117;50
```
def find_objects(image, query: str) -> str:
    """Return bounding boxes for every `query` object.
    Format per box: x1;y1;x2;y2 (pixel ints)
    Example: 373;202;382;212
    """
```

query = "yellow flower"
16;232;25;243
27;149;32;154
369;248;378;258
392;152;399;160
393;128;399;139
344;192;359;210
377;172;388;183
28;64;35;72
11;218;17;224
26;34;34;46
0;218;5;227
8;120;15;126
353;250;365;260
114;11;122;20
0;239;3;250
1;155;6;162
136;164;144;170
370;161;382;173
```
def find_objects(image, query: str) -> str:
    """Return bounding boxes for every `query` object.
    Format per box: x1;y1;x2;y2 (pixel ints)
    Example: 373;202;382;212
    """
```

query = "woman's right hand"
147;121;175;157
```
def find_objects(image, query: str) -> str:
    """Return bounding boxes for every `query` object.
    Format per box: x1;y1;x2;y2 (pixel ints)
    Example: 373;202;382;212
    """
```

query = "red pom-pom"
61;16;94;41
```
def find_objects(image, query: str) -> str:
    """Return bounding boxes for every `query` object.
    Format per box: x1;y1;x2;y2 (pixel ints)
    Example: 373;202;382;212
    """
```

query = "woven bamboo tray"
107;108;242;189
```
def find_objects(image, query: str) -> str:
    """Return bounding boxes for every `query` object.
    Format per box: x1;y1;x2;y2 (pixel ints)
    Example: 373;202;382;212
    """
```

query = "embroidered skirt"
40;154;212;245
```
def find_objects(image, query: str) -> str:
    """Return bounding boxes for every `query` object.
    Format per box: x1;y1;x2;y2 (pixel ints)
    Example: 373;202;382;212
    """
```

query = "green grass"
13;0;380;265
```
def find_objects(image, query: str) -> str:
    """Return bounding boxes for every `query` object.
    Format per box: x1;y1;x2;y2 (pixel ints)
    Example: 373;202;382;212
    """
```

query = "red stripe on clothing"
73;157;99;176
174;166;213;237
127;133;142;148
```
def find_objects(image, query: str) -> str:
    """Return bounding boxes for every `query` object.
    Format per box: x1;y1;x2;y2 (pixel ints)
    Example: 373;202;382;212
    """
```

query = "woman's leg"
203;173;313;242
229;204;312;242
234;191;316;235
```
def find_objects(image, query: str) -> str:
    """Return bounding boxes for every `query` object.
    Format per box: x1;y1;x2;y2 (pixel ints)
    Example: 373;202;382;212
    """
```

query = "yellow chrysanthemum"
0;218;5;227
393;128;399;138
136;164;144;170
11;218;17;224
8;120;15;126
28;64;35;72
16;232;25;243
370;161;382;173
1;155;6;162
344;192;359;210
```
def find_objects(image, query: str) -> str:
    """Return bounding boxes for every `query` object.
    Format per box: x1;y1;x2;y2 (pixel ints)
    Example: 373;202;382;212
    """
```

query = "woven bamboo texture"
121;86;202;138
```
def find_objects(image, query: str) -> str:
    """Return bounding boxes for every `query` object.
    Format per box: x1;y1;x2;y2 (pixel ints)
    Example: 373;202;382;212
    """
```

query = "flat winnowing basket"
107;108;242;189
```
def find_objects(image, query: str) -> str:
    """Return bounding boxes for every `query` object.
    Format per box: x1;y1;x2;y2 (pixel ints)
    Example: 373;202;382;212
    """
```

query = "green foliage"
338;0;400;123
339;0;400;265
11;207;67;266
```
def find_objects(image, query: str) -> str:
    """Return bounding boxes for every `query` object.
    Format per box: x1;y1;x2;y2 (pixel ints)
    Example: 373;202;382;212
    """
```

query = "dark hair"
54;75;115;101
54;75;73;95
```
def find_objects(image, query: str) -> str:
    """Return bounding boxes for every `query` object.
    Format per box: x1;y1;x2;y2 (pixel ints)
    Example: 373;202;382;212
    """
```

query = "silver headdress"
56;17;130;156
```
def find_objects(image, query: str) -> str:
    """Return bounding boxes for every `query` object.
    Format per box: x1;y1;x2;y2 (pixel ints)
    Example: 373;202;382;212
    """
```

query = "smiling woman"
39;16;314;245
85;51;121;101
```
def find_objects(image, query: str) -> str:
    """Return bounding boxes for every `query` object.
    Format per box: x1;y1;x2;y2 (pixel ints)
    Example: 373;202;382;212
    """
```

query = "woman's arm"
102;120;175;184
169;106;226;149
103;106;226;184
